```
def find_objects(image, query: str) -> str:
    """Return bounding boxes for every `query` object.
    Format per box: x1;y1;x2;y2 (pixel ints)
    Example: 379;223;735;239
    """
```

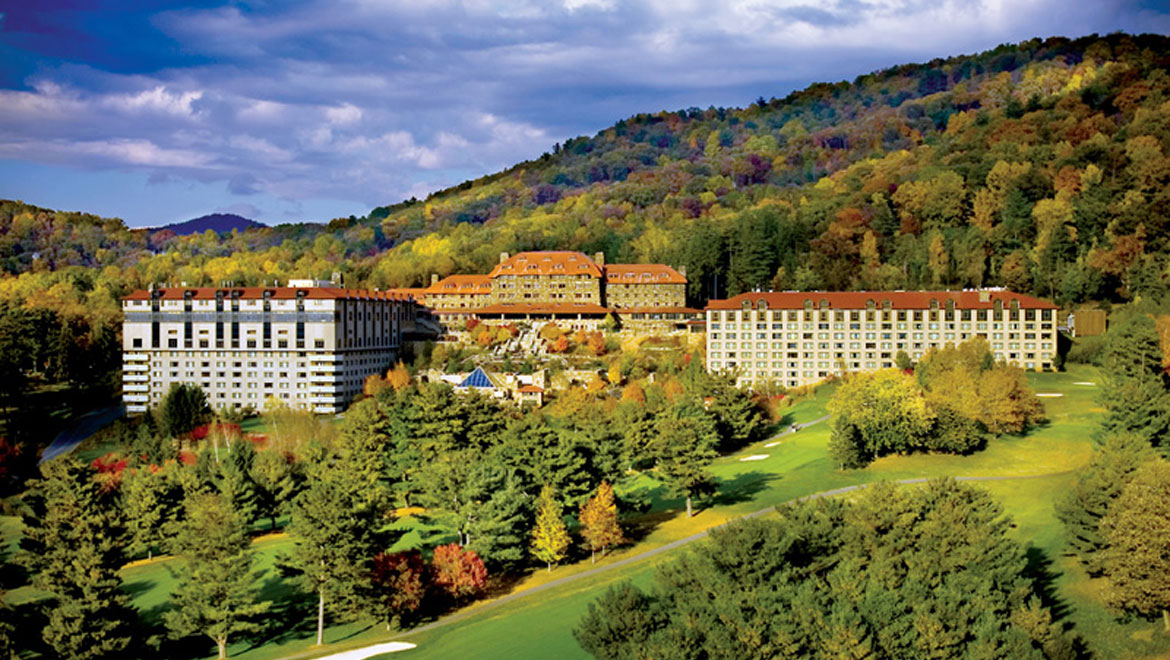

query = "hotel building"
705;289;1058;388
121;280;418;415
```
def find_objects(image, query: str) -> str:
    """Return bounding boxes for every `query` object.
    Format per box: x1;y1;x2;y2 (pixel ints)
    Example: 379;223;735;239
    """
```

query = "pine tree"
653;403;719;517
282;438;397;645
1098;315;1170;453
467;473;532;572
218;440;259;527
1100;460;1170;632
121;462;183;560
160;382;209;438
530;484;570;572
250;448;299;531
1056;433;1155;570
18;458;136;659
164;492;270;659
579;482;624;563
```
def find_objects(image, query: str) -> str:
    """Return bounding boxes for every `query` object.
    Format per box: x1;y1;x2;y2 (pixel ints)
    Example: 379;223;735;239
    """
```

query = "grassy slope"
7;366;1167;659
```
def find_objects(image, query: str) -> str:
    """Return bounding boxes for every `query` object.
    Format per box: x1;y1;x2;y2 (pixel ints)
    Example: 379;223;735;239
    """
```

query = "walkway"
39;403;124;463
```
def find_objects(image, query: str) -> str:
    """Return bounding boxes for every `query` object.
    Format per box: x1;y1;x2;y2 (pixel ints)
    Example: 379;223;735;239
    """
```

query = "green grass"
12;366;1168;660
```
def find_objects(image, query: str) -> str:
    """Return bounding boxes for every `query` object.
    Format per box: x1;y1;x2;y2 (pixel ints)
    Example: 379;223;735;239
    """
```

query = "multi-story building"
422;274;492;309
121;280;418;415
487;251;605;306
604;264;687;309
705;289;1058;388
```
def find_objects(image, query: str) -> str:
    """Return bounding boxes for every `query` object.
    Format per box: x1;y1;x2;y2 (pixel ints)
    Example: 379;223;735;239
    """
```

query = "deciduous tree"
1100;460;1170;632
530;484;570;571
580;482;624;563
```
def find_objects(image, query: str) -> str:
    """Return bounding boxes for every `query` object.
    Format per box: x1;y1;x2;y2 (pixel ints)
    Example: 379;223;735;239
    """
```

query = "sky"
1;1;1169;228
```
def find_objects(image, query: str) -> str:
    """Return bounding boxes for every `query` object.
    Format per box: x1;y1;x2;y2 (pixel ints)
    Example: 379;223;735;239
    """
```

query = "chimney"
332;271;342;286
431;273;439;286
979;289;991;303
499;252;510;264
594;251;605;266
677;265;687;278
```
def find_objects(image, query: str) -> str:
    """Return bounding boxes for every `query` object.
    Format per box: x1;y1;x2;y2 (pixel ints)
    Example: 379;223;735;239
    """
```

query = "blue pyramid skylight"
459;367;493;388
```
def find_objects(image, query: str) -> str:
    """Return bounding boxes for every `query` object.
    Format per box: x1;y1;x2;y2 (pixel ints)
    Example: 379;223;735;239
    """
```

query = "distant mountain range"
152;213;265;235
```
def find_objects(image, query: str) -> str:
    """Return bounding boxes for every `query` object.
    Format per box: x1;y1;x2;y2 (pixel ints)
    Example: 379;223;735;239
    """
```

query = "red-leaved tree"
371;551;426;630
430;544;487;603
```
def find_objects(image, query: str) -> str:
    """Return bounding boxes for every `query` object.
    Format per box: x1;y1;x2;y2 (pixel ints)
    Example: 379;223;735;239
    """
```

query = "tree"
530;484;570;571
370;551;426;631
386;361;411;391
1100;460;1170;632
1056;433;1155;571
164;492;270;659
431;544;488;602
218;440;259;527
18;458;136;659
653;403;719;517
580;482;625;563
121;462;183;560
466;473;532;572
895;349;912;370
282;439;396;646
159;383;209;438
1098;315;1170;452
250;448;299;531
827;369;934;468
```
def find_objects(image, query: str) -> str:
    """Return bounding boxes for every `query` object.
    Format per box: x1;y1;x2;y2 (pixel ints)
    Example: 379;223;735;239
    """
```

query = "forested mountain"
153;213;266;237
2;32;1170;364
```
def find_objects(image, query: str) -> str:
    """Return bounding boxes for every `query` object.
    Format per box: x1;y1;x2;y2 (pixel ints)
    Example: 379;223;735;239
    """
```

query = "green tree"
282;438;396;645
580;482;625;563
250;448;299;531
1098;315;1170;452
218;440;259;527
895;349;912;370
827;369;934;468
1100;460;1170;632
467;471;533;572
121;462;183;560
164;492;270;659
1056;433;1155;570
530;484;570;572
18;458;136;659
652;402;719;517
159;383;209;438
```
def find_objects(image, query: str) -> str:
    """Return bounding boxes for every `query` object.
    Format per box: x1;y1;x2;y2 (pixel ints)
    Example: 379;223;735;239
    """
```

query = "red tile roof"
488;251;603;278
122;287;417;302
614;306;702;314
704;290;1057;311
604;264;687;284
518;385;544;394
425;274;492;295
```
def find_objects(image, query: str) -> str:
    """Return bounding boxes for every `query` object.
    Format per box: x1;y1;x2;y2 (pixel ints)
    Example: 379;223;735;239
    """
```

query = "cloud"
2;0;1169;225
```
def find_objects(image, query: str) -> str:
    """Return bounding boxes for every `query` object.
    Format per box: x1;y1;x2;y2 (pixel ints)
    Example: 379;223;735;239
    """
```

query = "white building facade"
705;289;1059;388
121;281;417;415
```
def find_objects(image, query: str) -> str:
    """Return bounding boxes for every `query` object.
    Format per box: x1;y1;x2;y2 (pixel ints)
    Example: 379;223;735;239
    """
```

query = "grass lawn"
11;365;1166;660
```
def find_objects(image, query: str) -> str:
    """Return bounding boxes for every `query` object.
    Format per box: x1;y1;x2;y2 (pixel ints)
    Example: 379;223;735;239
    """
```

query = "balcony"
124;352;149;362
309;385;345;395
123;363;149;372
123;394;149;402
126;404;148;414
123;384;149;393
123;373;149;382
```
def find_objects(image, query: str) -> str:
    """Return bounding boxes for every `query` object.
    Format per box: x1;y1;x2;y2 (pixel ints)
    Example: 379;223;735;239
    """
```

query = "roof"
604;264;687;285
614;306;702;315
458;367;496;389
123;286;417;302
488;251;603;279
474;303;612;315
704;290;1058;311
425;274;492;296
518;385;544;394
387;287;428;302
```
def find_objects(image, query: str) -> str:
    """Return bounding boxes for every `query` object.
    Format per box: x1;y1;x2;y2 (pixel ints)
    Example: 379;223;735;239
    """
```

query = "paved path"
39;403;123;464
765;414;830;446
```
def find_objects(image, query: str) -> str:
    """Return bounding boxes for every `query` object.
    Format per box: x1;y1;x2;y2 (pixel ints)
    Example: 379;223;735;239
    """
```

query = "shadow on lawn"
710;470;777;508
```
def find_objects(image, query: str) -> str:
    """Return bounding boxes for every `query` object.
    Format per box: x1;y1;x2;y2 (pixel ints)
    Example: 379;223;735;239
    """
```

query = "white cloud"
109;86;203;117
325;103;363;125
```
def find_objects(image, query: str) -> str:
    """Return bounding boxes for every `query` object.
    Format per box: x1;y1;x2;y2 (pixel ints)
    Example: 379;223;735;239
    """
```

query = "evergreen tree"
652;403;719;517
580;482;624;563
282;437;397;645
467;472;533;572
165;492;270;659
530;484;570;572
250;448;299;531
218;440;259;528
1100;460;1170;632
121;462;183;560
159;383;210;438
18;458;136;659
1098;315;1170;452
1056;433;1155;571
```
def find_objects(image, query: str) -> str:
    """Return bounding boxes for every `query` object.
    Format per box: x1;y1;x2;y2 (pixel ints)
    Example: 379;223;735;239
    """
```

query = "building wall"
706;303;1058;388
122;291;410;415
605;282;686;308
488;274;602;306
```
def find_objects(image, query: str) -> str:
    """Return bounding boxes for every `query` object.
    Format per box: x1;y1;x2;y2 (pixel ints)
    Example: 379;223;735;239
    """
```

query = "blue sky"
1;1;1169;228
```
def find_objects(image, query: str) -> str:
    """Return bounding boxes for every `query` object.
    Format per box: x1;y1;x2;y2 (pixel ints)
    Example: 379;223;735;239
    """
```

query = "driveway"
39;403;125;463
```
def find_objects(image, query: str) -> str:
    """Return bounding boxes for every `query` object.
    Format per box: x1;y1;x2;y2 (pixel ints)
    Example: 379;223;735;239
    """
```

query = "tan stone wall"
606;283;686;308
489;274;601;305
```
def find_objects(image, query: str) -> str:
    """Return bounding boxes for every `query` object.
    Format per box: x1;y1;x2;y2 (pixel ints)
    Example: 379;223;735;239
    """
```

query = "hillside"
2;33;1170;317
152;213;266;236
